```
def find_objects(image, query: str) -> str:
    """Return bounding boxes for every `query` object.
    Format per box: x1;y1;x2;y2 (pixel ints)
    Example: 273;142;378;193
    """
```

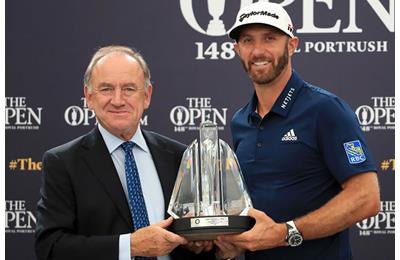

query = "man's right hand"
183;240;214;254
130;217;188;257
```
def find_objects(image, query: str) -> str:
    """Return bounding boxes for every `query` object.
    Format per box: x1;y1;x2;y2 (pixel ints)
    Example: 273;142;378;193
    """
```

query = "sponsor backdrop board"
6;1;394;259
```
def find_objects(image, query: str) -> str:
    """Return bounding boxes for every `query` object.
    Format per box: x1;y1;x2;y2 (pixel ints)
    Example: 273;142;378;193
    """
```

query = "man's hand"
214;239;244;259
130;217;188;257
183;240;213;254
217;208;287;251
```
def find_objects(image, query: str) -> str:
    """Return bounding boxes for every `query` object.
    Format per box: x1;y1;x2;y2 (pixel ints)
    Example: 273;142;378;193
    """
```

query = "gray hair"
83;45;151;91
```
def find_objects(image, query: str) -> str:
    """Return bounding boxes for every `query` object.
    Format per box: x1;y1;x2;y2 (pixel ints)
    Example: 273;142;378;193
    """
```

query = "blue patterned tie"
121;141;156;260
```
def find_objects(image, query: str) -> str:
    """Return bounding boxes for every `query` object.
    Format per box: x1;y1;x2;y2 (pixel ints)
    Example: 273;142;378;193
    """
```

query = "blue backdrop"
5;1;394;259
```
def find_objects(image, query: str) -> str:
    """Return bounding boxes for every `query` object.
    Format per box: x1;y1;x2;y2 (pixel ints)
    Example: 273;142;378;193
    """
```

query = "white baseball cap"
228;2;294;40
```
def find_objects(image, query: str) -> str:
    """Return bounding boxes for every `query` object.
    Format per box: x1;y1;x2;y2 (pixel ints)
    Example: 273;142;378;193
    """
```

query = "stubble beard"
241;45;289;85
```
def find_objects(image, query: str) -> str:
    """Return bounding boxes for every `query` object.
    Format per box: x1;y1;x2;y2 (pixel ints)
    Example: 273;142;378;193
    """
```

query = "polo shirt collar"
271;70;303;117
246;70;304;121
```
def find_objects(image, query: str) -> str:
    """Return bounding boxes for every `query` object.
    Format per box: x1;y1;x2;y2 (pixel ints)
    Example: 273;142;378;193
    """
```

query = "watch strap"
286;220;299;234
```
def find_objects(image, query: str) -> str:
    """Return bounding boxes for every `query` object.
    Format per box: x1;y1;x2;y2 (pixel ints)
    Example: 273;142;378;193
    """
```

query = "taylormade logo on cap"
239;11;279;23
229;2;294;40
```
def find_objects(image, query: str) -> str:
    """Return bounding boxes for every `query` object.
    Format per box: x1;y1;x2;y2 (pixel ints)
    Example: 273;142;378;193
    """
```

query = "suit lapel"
81;128;133;229
142;131;178;218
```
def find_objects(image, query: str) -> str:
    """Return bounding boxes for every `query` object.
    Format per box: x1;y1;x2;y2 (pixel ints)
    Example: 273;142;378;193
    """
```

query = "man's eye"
123;87;136;92
99;87;113;92
242;38;251;43
265;36;275;41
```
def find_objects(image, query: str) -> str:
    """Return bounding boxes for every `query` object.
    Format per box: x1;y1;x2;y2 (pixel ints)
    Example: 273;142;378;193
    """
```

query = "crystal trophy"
168;122;254;240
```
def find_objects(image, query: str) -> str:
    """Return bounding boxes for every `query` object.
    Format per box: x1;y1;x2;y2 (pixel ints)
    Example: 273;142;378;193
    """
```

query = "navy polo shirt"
231;71;376;260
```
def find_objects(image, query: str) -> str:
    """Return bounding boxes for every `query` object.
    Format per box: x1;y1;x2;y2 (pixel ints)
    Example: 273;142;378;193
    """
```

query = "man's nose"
252;41;266;56
110;88;124;106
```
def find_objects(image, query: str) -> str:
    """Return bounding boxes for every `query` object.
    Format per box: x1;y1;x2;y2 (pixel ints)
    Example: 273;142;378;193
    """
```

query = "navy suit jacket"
35;127;214;260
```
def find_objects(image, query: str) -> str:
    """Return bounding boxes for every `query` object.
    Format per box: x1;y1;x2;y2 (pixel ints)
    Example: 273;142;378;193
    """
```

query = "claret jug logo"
65;97;149;127
181;0;393;59
181;0;394;37
170;97;227;132
64;97;96;126
356;201;394;236
180;0;253;36
355;96;395;132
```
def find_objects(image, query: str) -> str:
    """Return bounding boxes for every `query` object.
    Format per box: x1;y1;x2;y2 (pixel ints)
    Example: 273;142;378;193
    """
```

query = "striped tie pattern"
121;141;157;260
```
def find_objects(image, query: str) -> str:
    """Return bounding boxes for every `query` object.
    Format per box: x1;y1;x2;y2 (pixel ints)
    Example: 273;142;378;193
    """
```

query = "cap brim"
228;23;293;41
228;26;241;41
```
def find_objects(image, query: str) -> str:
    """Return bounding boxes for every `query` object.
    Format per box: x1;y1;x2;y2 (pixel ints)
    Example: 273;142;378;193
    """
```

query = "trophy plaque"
168;122;254;240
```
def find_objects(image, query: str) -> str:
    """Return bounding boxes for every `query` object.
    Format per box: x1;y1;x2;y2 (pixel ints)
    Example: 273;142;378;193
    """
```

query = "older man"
35;45;213;260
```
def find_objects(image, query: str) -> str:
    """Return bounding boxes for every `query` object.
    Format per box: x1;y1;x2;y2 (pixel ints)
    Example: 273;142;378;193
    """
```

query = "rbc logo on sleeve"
343;140;366;164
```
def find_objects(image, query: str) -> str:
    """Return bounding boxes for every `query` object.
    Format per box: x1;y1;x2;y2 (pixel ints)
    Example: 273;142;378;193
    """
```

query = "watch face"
288;233;303;247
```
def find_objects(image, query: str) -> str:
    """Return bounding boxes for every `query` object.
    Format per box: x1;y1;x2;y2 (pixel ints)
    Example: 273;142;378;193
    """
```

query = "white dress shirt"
98;124;171;260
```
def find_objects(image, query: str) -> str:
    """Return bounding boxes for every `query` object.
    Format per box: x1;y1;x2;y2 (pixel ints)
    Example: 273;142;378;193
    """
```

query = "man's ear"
144;84;153;109
233;42;241;57
84;85;93;109
288;37;299;57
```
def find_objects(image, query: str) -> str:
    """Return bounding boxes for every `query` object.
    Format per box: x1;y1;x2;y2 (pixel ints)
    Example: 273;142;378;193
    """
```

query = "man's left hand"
217;208;287;251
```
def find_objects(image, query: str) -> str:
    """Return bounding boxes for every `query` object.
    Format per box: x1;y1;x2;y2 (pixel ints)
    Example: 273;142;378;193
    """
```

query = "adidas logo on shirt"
281;129;298;141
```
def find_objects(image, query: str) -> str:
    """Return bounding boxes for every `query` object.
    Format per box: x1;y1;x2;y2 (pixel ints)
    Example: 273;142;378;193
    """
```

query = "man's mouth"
109;110;129;114
252;61;270;66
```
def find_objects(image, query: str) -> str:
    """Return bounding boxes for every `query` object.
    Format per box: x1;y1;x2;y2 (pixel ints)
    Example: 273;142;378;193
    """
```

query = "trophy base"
169;215;255;241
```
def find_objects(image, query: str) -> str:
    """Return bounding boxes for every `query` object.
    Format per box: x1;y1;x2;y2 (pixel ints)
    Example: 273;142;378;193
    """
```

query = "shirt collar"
98;123;149;154
271;70;303;116
246;70;304;122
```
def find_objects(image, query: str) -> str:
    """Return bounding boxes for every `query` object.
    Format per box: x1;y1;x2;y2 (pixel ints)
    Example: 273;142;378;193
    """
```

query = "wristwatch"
285;220;303;247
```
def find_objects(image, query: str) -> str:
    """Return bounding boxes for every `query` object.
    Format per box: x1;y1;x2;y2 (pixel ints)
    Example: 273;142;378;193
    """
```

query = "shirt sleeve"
316;96;377;183
119;234;131;260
